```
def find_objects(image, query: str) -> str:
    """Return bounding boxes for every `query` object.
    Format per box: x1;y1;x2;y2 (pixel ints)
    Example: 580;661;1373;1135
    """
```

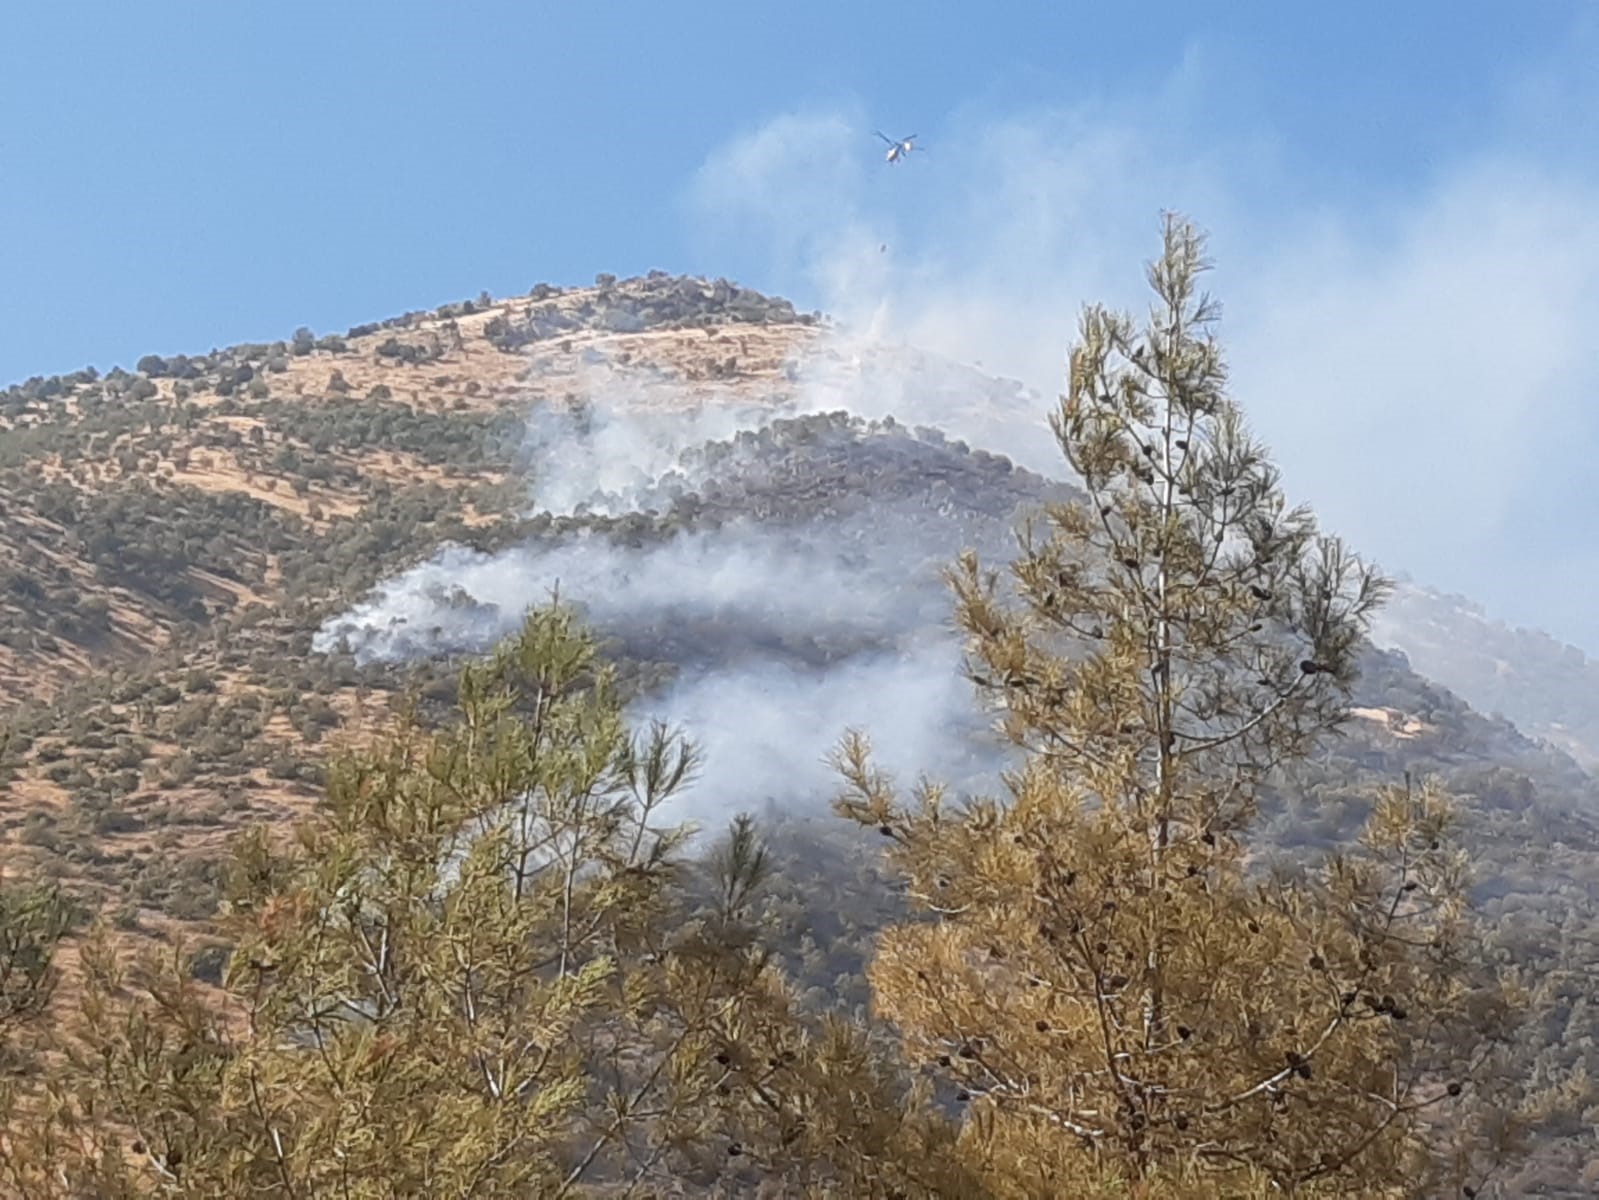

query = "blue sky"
2;1;1589;380
4;1;1599;646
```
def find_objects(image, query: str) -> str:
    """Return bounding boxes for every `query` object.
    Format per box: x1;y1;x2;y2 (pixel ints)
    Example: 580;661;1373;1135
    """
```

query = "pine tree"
19;607;967;1198
0;726;77;1190
0;878;71;1047
0;876;74;1150
836;215;1521;1197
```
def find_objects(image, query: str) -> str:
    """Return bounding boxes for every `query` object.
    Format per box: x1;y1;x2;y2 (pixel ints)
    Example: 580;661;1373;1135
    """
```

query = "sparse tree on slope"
836;215;1523;1197
17;608;965;1198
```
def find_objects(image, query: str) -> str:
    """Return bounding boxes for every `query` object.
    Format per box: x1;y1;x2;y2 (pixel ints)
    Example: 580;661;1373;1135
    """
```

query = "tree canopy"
833;215;1525;1198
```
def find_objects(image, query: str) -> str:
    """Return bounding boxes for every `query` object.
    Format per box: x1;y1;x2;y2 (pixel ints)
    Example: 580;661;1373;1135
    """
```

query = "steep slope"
0;272;820;957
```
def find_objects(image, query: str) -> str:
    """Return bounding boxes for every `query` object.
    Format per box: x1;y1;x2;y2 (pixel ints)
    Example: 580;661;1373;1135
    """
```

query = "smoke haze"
684;57;1599;653
314;363;1031;832
320;45;1599;832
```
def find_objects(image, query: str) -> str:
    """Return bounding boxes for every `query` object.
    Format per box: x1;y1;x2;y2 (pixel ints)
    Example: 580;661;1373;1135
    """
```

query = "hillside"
2;274;1599;1193
0;274;819;960
1374;578;1599;771
0;274;814;694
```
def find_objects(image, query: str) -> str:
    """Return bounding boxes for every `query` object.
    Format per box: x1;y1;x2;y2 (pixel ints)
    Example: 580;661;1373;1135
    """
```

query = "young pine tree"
18;608;966;1199
0;873;74;1173
836;215;1519;1198
0;725;77;1188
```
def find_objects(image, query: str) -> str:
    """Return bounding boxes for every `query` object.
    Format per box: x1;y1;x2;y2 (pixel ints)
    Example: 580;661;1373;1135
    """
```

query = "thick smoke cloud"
512;336;1058;528
321;40;1599;833
788;334;1055;478
685;63;1599;653
316;516;955;666
640;640;1002;836
314;353;1026;833
317;518;1000;832
518;361;777;517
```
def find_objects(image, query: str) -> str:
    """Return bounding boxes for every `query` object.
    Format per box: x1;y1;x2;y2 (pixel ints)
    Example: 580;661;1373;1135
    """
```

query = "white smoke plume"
321;40;1599;833
315;516;957;665
686;67;1599;653
513;333;1061;529
653;639;999;835
313;382;1024;832
519;359;782;517
786;336;1057;478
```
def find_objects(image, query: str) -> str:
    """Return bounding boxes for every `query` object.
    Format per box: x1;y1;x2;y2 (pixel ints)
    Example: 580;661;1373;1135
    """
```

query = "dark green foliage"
253;396;522;467
69;482;295;610
373;335;442;365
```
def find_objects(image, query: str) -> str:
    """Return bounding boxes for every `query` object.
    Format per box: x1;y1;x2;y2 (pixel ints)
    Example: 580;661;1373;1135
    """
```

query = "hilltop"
0;273;817;695
0;273;820;955
2;274;1599;1192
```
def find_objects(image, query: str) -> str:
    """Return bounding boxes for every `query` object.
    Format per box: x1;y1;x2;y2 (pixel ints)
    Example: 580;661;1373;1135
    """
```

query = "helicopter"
875;131;919;164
